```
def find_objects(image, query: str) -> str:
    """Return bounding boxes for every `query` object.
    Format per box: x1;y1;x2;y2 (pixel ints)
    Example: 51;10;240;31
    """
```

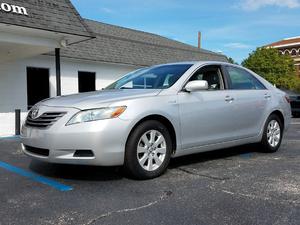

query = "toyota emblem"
30;107;39;119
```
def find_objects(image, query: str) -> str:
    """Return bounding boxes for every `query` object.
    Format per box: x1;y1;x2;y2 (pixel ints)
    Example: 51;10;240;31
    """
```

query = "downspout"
55;48;61;96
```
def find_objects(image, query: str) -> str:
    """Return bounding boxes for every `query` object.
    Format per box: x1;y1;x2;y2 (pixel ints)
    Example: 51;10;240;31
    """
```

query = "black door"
27;67;50;109
78;71;96;93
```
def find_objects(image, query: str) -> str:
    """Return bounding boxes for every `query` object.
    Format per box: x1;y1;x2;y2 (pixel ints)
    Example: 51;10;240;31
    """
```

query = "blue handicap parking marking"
240;152;253;159
0;161;73;191
0;135;20;140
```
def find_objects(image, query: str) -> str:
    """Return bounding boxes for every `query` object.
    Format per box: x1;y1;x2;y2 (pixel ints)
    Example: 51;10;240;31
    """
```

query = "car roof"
156;61;236;67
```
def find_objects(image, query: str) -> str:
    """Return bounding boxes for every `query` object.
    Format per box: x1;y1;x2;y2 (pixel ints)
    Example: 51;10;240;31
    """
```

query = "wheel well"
130;115;177;153
271;110;285;127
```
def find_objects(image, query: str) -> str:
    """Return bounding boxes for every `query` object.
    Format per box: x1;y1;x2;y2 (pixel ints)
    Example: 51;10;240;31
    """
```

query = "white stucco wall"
0;112;27;137
0;55;139;136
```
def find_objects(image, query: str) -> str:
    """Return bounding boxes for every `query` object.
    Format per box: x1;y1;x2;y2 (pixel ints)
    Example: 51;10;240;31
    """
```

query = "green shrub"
264;74;300;93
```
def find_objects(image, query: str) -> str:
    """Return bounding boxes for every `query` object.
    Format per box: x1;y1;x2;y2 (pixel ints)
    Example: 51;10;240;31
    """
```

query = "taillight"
284;95;290;103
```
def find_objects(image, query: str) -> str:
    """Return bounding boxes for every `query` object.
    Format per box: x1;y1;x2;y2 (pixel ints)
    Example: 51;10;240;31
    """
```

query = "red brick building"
266;36;300;77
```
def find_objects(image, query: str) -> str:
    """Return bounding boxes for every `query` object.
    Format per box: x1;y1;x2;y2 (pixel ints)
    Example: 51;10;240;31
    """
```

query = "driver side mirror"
184;80;208;92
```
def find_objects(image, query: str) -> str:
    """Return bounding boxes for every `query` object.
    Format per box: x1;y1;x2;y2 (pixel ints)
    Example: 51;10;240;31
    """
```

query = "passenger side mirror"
184;80;208;92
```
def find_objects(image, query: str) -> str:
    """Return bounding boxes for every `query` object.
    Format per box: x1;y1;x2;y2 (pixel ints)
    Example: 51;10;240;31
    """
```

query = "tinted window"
189;66;224;90
27;67;50;109
105;64;192;90
227;66;266;90
78;71;96;93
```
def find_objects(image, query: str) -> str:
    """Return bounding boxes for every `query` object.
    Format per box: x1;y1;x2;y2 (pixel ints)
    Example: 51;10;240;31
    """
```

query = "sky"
71;0;300;63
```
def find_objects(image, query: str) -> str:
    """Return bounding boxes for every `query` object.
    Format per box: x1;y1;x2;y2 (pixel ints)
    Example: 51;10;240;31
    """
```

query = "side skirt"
172;135;262;158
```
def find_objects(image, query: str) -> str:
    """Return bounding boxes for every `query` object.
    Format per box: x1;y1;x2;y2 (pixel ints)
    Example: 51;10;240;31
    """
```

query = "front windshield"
105;64;193;90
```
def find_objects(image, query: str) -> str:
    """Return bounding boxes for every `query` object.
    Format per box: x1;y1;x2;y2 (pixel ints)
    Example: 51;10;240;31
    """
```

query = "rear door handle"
225;96;234;102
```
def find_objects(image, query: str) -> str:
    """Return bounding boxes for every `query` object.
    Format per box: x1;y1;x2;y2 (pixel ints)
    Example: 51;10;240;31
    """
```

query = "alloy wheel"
267;120;281;148
137;130;167;171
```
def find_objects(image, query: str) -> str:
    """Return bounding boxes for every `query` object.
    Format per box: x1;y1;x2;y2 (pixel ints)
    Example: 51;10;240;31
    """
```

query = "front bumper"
21;105;131;166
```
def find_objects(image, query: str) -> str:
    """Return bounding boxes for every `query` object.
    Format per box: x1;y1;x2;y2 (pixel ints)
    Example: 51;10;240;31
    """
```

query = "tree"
242;48;295;77
228;57;238;64
242;47;300;92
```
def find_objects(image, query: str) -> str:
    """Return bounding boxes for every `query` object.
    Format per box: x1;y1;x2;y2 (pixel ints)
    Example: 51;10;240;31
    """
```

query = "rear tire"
259;114;283;153
124;120;172;180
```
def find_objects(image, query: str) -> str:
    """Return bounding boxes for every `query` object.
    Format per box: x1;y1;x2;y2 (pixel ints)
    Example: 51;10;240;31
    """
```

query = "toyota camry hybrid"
21;61;291;179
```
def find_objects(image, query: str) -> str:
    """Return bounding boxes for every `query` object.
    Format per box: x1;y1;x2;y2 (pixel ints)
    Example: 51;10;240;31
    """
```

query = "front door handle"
264;93;271;99
225;96;234;102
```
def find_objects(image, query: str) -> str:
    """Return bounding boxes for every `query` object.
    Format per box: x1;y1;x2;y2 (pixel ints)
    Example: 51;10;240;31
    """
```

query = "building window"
27;67;50;110
291;49;297;56
78;71;96;93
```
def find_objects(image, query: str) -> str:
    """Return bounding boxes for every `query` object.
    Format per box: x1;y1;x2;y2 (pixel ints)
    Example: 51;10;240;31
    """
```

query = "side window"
226;66;266;90
189;66;224;90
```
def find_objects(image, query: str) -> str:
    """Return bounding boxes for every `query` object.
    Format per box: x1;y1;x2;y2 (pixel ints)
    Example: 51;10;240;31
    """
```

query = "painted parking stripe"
0;135;20;140
240;152;253;159
0;161;73;191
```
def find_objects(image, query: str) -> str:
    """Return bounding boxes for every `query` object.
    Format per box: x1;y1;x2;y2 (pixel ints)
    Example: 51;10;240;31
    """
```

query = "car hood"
41;89;162;109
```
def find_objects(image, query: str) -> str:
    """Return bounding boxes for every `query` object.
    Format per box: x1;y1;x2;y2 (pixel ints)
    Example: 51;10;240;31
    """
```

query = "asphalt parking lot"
0;119;299;225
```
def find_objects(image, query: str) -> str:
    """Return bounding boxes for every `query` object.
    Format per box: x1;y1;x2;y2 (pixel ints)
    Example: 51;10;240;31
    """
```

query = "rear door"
223;65;271;137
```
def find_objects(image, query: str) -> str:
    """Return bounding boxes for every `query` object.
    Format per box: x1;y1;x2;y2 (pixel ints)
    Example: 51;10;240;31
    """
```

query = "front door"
178;65;237;149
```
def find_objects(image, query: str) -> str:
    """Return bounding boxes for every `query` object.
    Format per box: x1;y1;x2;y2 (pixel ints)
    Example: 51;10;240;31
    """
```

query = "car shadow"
29;160;124;181
169;144;259;169
28;144;260;181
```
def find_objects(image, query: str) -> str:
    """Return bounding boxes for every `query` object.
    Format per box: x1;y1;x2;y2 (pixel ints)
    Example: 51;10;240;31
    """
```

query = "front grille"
25;112;66;128
24;145;49;157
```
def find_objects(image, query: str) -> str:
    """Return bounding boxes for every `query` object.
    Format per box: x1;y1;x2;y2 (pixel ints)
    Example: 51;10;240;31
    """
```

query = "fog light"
73;150;94;157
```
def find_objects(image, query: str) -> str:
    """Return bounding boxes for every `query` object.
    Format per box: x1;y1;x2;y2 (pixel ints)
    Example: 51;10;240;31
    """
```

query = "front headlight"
66;106;127;126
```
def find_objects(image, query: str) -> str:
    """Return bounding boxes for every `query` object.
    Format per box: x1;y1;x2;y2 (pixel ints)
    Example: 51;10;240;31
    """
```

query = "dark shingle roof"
0;0;93;38
56;19;228;66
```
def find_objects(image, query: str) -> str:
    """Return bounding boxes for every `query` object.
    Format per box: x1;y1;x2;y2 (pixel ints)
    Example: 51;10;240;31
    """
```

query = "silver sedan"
21;61;291;179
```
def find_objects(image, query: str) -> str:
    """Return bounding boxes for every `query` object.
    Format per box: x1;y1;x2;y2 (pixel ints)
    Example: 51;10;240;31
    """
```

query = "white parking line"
290;122;300;125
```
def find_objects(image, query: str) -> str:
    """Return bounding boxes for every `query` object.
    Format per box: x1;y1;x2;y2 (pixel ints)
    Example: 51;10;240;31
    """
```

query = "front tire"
124;120;172;180
259;114;283;153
